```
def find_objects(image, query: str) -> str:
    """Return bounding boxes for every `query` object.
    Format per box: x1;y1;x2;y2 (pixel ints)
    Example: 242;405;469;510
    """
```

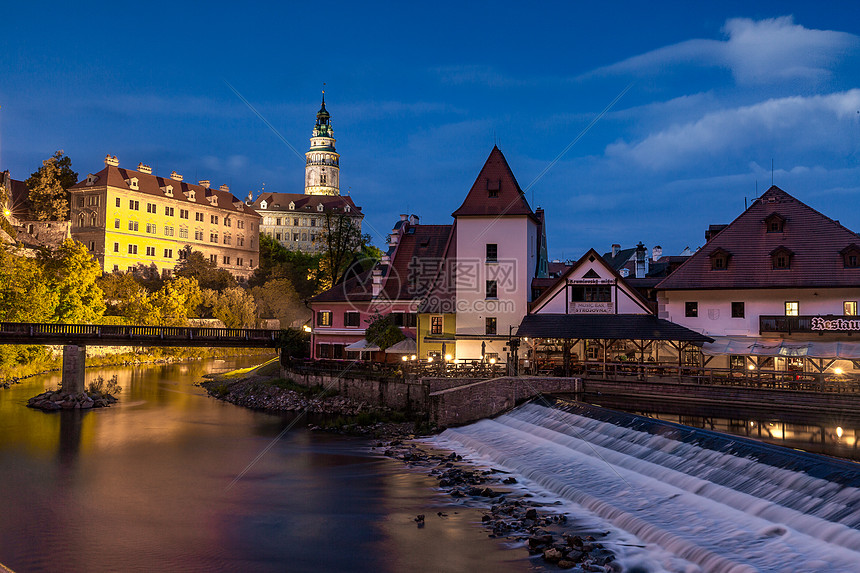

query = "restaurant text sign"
811;316;860;332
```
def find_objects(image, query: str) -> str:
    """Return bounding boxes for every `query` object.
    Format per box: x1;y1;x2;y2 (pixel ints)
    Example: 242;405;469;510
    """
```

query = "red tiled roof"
452;146;536;219
251;192;361;216
310;223;453;305
381;224;452;301
656;186;860;290
70;165;260;218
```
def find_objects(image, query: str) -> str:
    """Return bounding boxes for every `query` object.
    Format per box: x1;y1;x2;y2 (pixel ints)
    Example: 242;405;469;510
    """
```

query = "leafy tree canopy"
364;313;405;351
174;246;237;291
38;238;105;323
313;213;373;291
249;234;321;298
0;245;56;323
26;151;77;221
202;287;257;328
250;277;309;329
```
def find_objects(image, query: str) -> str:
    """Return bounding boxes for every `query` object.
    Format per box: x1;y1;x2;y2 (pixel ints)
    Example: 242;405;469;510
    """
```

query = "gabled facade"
68;156;261;279
451;146;547;361
656;185;860;375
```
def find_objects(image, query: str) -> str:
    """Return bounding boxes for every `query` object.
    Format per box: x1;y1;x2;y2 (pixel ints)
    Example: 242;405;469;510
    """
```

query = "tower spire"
305;90;340;196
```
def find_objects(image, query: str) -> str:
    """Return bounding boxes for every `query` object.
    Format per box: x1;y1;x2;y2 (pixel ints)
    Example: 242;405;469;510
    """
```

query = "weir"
433;400;860;572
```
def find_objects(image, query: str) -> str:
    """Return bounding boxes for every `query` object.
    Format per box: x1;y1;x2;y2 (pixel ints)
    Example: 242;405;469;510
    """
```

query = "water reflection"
583;393;860;461
0;356;533;573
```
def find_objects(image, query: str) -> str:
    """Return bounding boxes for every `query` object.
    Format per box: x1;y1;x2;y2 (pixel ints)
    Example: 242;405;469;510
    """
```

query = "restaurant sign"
811;316;860;332
568;278;616;285
572;302;614;314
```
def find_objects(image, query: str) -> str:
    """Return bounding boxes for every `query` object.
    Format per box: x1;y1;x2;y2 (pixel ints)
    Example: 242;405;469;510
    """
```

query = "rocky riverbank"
378;440;619;571
200;373;432;438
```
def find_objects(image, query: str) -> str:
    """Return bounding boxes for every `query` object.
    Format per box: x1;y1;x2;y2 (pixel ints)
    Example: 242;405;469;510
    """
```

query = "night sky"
2;1;859;259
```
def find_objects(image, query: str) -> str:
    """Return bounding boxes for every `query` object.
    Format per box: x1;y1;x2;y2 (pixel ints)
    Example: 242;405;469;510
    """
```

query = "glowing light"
748;364;756;370
444;354;452;362
2;208;10;217
401;356;408;362
837;427;844;438
523;337;528;342
834;367;844;376
410;355;416;361
302;325;312;333
489;357;497;364
427;356;433;363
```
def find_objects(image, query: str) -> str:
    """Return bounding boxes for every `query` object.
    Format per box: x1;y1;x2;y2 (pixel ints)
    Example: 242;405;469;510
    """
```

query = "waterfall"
431;401;860;572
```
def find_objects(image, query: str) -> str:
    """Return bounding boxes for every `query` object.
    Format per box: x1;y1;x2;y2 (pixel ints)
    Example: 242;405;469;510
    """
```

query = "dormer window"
708;247;731;271
764;213;786;233
487;178;500;198
260;200;268;210
317;203;324;212
86;173;99;186
184;189;196;201
161;184;173;197
345;205;350;213
841;244;860;268
770;246;793;270
126;177;139;190
288;201;295;210
208;195;218;206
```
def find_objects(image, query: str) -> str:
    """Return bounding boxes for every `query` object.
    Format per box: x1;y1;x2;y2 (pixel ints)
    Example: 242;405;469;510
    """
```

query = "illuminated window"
317;311;332;327
430;316;443;335
845;301;858;316
785;301;799;316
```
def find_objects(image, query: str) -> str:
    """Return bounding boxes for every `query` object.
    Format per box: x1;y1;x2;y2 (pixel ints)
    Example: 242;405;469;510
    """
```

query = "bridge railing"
0;322;280;345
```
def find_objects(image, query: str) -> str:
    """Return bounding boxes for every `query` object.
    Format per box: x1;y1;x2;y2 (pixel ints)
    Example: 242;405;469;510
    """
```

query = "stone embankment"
202;376;367;416
27;390;117;411
381;440;618;571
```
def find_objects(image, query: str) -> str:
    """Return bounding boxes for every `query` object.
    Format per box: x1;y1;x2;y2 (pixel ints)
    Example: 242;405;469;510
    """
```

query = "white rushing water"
431;402;860;572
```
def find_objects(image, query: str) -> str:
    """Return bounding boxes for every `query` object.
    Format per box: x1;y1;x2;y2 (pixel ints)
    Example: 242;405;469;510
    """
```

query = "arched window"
78;214;85;227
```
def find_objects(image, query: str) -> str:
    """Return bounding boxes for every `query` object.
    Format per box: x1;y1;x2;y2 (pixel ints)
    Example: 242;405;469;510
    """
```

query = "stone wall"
283;367;430;413
429;376;581;427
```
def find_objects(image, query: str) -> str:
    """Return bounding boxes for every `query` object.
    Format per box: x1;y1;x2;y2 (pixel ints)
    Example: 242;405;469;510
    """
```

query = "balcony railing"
760;314;860;334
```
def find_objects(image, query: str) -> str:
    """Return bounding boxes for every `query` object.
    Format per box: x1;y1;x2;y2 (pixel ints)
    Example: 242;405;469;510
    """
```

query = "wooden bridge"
0;322;281;395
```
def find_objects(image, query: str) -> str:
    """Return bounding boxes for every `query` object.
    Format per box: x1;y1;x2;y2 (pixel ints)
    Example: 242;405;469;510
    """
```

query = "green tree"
364;313;405;351
203;287;257;328
251;278;309;329
149;276;203;325
315;213;372;291
0;245;56;323
250;234;321;298
38;239;105;323
174;247;237;291
26;151;78;221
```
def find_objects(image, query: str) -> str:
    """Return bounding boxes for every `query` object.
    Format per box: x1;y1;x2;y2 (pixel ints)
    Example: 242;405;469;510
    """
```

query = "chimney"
634;242;648;278
137;163;152;174
399;214;408;221
652;245;662;262
219;184;230;192
611;244;620;257
388;233;398;248
170;171;183;181
371;268;383;297
104;155;119;167
199;180;211;189
409;214;419;226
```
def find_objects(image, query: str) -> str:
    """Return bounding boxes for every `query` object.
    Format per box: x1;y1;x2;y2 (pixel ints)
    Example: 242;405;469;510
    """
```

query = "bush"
87;374;122;397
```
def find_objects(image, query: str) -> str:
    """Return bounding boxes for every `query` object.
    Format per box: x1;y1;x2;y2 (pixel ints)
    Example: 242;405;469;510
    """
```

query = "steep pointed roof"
452;146;536;219
657;186;860;290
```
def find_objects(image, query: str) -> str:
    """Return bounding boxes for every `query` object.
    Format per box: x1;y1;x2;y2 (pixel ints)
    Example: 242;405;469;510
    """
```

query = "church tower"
304;92;340;196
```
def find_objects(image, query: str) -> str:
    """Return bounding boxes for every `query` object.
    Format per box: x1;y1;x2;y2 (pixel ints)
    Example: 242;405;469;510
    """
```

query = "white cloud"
585;16;859;85
605;89;860;171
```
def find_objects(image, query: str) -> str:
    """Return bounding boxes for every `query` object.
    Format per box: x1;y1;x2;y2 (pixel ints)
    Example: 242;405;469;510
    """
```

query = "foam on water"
430;402;860;572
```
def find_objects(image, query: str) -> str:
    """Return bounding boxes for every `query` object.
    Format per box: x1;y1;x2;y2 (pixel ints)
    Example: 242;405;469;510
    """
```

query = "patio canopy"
344;339;381;352
385;337;417;354
517;314;713;344
703;337;860;359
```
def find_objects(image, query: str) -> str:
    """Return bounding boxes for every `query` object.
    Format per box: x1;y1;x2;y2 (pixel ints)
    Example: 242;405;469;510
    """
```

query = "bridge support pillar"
61;345;86;395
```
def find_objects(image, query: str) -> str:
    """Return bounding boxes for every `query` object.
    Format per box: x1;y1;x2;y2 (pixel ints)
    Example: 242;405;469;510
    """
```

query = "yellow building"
69;155;261;280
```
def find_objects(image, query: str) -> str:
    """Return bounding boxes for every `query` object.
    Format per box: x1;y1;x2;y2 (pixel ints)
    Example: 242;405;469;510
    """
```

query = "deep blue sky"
2;1;859;259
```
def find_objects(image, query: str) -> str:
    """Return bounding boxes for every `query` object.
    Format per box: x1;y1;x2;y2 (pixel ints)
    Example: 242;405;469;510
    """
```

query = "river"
0;357;534;573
